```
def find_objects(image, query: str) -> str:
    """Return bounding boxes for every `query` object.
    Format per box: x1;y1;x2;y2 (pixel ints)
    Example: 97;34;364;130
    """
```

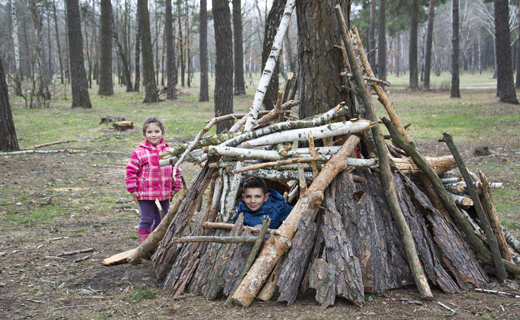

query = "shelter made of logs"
114;3;520;309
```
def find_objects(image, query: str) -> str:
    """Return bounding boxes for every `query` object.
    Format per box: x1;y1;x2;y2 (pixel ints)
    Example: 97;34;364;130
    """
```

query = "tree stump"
113;121;134;131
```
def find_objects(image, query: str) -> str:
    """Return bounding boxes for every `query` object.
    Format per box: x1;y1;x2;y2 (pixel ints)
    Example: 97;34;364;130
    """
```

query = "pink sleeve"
172;167;182;192
125;152;141;193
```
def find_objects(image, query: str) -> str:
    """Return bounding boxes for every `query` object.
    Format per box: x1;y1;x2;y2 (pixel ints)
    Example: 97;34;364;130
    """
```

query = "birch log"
231;135;361;307
242;120;373;147
240;0;297;132
220;163;243;223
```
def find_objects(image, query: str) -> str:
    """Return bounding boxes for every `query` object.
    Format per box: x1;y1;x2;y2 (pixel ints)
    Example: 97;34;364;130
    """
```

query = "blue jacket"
233;189;293;229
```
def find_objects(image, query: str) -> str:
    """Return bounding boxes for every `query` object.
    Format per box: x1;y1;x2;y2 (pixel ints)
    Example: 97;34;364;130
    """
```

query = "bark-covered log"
321;198;364;307
401;172;488;290
257;253;286;301
204;215;244;299
277;212;320;305
152;158;219;279
223;229;254;296
479;171;512;263
390;155;456;176
308;258;336;308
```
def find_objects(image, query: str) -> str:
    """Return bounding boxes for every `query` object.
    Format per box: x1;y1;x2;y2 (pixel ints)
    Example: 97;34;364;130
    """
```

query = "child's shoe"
138;229;151;244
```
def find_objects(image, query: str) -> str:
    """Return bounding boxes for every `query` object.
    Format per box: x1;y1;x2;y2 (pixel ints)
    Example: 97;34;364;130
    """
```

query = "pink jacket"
126;140;182;201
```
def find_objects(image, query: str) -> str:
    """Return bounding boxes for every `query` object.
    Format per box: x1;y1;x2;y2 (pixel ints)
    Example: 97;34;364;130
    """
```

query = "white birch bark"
220;162;243;223
11;0;21;74
224;104;350;148
242;121;373;147
234;0;297;132
247;168;314;184
159;149;207;167
287;146;341;156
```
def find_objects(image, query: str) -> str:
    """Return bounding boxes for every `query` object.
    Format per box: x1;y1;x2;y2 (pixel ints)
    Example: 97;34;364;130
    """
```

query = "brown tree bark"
65;0;92;108
423;0;435;91
451;0;460;98
98;0;113;96
495;0;518;103
165;0;177;99
296;0;351;119
233;0;246;95
199;0;209;101
138;0;159;102
409;0;419;90
0;56;19;152
377;0;386;83
368;0;376;70
213;0;234;133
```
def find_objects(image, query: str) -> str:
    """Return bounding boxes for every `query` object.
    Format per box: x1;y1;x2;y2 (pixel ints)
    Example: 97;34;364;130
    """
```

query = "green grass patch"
4;205;70;224
129;285;157;301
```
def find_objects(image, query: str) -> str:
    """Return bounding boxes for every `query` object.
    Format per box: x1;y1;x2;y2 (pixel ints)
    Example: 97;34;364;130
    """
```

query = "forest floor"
2;73;520;319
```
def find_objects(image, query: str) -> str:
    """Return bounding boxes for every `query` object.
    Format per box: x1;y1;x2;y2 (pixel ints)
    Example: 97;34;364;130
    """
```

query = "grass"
129;285;157;301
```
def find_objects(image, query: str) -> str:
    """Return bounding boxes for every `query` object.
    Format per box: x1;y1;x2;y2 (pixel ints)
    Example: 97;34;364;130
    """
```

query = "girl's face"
143;123;165;146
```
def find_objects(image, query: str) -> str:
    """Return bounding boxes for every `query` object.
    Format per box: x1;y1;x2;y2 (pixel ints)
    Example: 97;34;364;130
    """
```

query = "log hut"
110;2;520;309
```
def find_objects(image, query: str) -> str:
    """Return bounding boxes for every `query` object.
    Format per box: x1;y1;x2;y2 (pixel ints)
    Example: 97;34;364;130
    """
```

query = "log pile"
119;3;520;309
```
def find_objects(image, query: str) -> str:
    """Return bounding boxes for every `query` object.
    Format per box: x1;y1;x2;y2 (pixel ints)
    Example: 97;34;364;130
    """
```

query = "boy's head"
242;177;268;212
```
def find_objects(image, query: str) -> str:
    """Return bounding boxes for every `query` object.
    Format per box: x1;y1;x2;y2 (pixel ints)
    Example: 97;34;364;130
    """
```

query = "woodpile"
110;2;520;309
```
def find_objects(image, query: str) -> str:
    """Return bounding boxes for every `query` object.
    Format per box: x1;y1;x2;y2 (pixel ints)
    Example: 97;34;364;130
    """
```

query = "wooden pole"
202;222;281;235
440;133;507;282
171;236;258;244
479;171;513;263
232;157;320;174
335;5;433;300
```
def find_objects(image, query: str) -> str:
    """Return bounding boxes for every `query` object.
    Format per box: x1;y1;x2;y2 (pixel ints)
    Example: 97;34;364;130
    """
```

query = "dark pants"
138;199;169;232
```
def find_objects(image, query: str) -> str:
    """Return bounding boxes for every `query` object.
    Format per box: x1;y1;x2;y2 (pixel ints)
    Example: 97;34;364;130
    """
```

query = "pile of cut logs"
105;3;520;309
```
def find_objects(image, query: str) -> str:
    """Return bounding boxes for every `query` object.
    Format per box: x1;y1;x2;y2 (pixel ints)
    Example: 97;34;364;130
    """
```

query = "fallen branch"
171;236;258;244
437;301;457;314
74;255;91;263
20;140;71;150
57;248;93;257
232;157;320;174
503;228;520;255
201;222;281;235
475;288;520;298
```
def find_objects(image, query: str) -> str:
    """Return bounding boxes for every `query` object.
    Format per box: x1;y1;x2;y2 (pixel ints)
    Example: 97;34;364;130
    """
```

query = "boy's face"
242;187;269;212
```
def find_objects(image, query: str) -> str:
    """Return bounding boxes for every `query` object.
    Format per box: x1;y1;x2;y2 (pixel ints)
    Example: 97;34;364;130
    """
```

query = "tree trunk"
199;0;209;101
423;0;435;91
368;0;376;70
261;0;286;110
233;0;246;95
409;0;419;90
516;0;520;89
495;0;518;103
213;0;234;133
134;3;141;92
166;0;177;99
377;0;386;83
177;0;185;87
0;57;20;152
99;0;114;96
112;18;133;92
450;0;460;98
65;0;92;108
296;0;351;119
10;0;22;95
139;0;158;102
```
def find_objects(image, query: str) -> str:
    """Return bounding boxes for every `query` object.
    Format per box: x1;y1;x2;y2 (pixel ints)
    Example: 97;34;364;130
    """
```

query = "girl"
126;117;182;244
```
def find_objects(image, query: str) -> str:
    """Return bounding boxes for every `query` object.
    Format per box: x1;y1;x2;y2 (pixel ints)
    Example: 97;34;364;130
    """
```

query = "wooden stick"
225;217;271;307
336;6;433;300
449;193;473;207
202;222;281;235
479;170;513;263
155;199;164;219
171;236;258;244
57;248;93;257
232;157;320;174
297;163;307;197
351;26;411;143
440;133;507;282
204;111;269;123
503;228;520;255
307;132;319;179
475;288;520;298
20;140;70;150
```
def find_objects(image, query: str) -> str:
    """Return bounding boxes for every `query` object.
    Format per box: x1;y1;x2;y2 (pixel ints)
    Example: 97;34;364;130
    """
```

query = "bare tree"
423;0;435;91
0;56;19;152
139;0;159;102
213;0;234;133
451;0;460;98
495;0;518;103
66;0;92;108
199;0;209;101
409;0;419;90
166;0;177;99
369;0;376;70
377;0;386;82
99;0;114;95
233;0;246;95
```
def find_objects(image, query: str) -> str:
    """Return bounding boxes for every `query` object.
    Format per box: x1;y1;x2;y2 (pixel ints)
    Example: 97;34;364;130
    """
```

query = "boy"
233;177;293;229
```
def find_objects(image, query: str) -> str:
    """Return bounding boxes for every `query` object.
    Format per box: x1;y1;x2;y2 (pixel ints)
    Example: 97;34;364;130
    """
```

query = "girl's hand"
131;192;139;204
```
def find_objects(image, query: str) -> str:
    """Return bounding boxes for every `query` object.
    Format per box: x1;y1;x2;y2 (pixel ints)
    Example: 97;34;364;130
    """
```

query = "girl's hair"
142;117;165;133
